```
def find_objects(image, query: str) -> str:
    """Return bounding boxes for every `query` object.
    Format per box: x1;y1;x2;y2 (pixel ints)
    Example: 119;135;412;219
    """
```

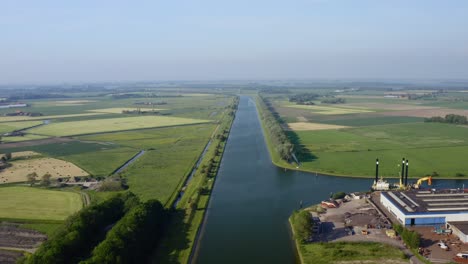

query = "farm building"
380;189;468;232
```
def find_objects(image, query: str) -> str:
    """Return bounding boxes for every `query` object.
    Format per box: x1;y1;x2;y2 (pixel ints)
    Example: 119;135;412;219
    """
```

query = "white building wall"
380;194;406;224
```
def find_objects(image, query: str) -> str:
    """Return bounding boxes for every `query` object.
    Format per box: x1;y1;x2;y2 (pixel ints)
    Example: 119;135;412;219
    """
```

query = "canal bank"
193;95;468;264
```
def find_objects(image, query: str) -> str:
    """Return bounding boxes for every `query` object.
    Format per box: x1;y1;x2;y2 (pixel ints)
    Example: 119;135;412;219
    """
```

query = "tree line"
23;192;138;264
321;98;346;104
425;114;467;125
289;93;319;105
258;95;294;162
392;224;421;249
82;200;166;264
22;192;167;264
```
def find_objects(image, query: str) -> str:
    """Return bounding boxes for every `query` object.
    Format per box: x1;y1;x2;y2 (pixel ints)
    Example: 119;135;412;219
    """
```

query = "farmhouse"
380;189;468;242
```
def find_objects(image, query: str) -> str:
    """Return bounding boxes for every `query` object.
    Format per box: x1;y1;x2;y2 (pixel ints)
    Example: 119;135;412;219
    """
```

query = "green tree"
41;173;52;186
26;172;38;186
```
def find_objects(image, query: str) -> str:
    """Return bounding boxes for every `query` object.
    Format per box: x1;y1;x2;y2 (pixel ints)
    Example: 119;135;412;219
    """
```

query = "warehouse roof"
381;189;468;214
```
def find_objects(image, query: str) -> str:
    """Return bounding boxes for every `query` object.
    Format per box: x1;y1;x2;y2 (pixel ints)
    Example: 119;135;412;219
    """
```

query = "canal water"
194;96;468;264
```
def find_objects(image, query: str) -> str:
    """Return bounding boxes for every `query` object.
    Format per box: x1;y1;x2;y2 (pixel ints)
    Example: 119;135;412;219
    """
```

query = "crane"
414;176;432;189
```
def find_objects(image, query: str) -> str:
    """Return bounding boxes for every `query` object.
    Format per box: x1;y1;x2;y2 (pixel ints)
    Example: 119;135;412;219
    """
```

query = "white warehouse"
380;189;468;242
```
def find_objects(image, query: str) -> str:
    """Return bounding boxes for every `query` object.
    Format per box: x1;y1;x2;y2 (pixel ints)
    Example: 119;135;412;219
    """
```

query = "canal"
194;95;468;264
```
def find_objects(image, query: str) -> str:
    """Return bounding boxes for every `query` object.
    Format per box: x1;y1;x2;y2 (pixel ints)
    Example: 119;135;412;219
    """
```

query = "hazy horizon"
2;0;468;83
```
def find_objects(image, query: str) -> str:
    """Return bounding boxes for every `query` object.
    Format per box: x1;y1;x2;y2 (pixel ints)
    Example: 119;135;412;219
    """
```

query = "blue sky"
1;0;467;83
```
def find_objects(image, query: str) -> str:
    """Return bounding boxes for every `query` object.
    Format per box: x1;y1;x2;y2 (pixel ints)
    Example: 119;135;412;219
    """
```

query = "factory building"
380;189;468;242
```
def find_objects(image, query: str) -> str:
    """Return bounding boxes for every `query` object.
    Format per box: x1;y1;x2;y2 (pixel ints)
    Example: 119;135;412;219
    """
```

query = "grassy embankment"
289;210;407;264
152;96;239;264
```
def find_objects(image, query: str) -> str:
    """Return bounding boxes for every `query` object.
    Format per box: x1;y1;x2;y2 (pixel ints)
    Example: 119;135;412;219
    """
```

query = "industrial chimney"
375;158;379;183
400;158;406;186
405;160;409;186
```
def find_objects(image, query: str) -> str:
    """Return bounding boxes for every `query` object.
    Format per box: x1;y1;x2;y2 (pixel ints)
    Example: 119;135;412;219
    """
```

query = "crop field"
0;113;106;122
0;121;43;134
29;116;211;136
291;122;468;177
0;157;89;184
0;141;137;177
87;107;165;114
283;103;374;115
0;187;82;221
286;122;349;131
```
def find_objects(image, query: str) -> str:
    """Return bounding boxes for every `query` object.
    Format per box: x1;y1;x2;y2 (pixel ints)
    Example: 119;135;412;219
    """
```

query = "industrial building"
381;189;468;225
380;189;468;242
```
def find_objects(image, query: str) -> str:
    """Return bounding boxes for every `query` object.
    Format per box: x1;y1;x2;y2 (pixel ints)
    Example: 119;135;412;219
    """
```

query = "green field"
79;124;216;203
291;122;468;178
0;121;43;134
29;116;211;136
297;242;406;264
315;116;423;127
0;113;106;122
0;187;83;221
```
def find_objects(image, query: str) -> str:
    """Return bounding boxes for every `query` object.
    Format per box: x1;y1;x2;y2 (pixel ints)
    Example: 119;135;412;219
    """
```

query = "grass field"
30;116;211;136
0;186;83;221
87;107;165;114
0;157;89;184
1;134;50;142
297;242;407;264
291;122;468;178
0;113;106;122
315;116;423;127
79;124;216;203
0;121;43;134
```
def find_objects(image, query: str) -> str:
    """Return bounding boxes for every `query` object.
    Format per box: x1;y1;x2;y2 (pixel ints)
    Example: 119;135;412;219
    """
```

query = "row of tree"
82;200;166;264
321;98;346;104
258;95;294;161
289;93;319;105
24;193;138;264
392;224;421;249
424;114;468;125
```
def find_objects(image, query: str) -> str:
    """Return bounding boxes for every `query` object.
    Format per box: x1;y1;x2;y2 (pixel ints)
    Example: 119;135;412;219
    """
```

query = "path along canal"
193;96;468;264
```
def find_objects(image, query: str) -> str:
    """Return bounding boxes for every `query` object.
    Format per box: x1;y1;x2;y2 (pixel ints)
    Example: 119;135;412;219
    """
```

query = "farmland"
0;186;83;221
0;121;43;134
80;124;216;203
261;89;468;179
87;107;165;114
29;116;211;136
0;89;235;247
0;156;89;184
0;113;106;122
